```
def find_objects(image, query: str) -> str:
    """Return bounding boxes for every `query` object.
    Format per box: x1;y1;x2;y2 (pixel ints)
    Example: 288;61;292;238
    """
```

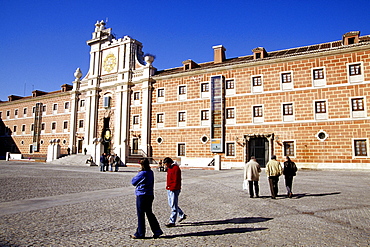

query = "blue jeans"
135;195;163;238
167;190;185;223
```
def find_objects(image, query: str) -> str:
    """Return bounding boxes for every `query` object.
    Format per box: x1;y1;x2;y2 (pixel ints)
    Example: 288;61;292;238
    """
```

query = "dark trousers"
135;195;163;238
285;176;294;195
268;176;280;199
248;181;259;197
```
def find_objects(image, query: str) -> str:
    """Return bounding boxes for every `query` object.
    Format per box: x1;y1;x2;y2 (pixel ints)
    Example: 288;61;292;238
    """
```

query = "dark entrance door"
248;137;269;167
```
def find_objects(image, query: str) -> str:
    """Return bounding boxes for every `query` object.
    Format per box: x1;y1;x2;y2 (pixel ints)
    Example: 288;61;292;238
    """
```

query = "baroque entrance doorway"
245;134;274;167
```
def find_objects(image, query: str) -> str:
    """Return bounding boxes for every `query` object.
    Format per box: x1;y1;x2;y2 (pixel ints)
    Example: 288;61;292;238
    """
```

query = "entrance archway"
245;133;274;167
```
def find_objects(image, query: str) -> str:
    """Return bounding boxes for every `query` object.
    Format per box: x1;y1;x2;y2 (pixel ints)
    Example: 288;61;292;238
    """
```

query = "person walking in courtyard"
244;156;261;198
99;153;107;172
164;157;187;227
130;158;163;239
283;156;298;198
108;153;115;172
266;155;283;199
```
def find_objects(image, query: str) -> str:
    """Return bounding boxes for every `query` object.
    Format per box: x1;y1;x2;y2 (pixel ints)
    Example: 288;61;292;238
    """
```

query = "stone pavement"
0;161;369;246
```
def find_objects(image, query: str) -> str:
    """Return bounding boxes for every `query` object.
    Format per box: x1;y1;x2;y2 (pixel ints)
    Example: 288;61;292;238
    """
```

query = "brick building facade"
1;23;369;169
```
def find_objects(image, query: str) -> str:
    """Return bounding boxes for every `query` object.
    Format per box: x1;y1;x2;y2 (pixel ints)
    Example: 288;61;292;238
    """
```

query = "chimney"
212;45;226;64
342;31;360;45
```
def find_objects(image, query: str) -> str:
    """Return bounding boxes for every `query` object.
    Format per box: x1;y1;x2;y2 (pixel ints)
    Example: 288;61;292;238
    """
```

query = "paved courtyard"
0;160;369;246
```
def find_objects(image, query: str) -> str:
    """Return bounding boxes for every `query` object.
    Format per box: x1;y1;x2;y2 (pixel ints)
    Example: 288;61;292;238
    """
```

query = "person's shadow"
292;192;341;199
162;217;272;238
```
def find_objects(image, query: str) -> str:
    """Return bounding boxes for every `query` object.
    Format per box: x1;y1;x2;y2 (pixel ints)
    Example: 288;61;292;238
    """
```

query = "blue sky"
1;0;369;101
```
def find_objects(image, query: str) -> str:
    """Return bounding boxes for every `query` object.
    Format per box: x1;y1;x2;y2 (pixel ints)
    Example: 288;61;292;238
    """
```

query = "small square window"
283;141;295;157
354;139;367;156
226;79;234;89
252;76;262;86
313;69;325;80
281;73;292;83
349;64;361;76
226;108;235;119
157;113;164;123
42;105;47;112
201;83;209;92
201;110;209;120
63;121;68;129
178;112;186;122
315;101;327;113
134;92;140;100
64;102;70;109
351;98;364;111
253;106;263;117
178;143;186;156
226;143;235;156
283;104;294;116
179;86;186;95
53;104;58;111
133;115;140;125
158;88;165;97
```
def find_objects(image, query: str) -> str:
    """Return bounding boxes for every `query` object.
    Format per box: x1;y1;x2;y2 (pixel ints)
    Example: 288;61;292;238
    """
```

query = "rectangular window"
52;122;56;130
158;88;164;97
226;79;234;89
0;111;2;118
133;115;139;124
31;124;34;131
23;108;27;115
178;112;186;122
63;121;68;129
178;143;186;156
252;76;262;86
315;101;327;113
283;103;294;115
64;102;70;109
134;92;140;100
351;98;364;111
6;110;10;117
201;110;209;121
179;86;186;95
201;83;209;92
226;143;235;156
53;104;58;111
349;64;361;76
13;125;17;133
226;108;235;119
21;124;26;132
14;109;18;116
79;120;84;128
41;123;45;130
253;106;263;117
103;96;111;108
354;139;367;156
313;68;325;80
42;105;46;112
281;73;292;83
284;141;295;157
157;113;164;123
80;100;85;108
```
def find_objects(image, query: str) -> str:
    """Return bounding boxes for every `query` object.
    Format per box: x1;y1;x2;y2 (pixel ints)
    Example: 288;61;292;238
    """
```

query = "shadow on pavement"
163;227;268;238
181;217;273;226
293;192;341;198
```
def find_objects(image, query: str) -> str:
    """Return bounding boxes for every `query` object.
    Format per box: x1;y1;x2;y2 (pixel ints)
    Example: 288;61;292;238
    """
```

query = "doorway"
77;139;83;153
247;137;269;167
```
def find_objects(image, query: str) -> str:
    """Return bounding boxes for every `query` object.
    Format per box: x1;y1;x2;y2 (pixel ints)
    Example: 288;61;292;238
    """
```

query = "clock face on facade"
103;53;117;72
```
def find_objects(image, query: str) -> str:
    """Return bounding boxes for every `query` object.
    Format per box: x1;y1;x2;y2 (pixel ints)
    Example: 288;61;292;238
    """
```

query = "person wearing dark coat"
283;156;298;198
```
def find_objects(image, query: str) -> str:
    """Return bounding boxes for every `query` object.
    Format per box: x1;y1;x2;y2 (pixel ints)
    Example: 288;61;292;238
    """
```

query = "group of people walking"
244;155;297;199
99;153;121;172
130;157;186;239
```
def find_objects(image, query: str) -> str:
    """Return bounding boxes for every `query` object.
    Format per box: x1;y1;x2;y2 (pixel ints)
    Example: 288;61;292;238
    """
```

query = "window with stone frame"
313;68;325;80
226;142;235;156
178;112;186;122
252;76;262;86
134;92;140;100
201;83;209;92
158;88;165;97
79;120;84;128
253;106;263;117
281;72;292;83
157;113;164;123
133;115;139;125
315;101;327;113
226;108;235;119
21;124;26;132
63;121;68;129
52;122;56;130
283;141;295;156
354;139;367;156
179;86;186;95
201;110;209;120
349;63;361;76
226;79;234;89
178;143;186;156
351;98;364;111
283;103;294;116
